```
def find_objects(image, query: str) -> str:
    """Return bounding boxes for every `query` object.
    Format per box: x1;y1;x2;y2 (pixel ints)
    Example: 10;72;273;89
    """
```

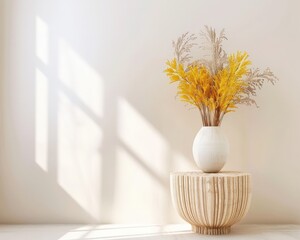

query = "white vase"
192;126;229;173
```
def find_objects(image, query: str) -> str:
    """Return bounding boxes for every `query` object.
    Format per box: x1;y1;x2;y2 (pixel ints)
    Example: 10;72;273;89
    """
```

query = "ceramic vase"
192;126;229;173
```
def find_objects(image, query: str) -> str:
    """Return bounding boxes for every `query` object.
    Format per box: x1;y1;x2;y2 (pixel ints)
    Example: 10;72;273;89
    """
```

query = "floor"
0;224;299;240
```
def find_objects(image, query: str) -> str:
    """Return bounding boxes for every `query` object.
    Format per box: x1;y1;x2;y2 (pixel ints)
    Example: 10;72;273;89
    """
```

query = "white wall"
1;0;300;224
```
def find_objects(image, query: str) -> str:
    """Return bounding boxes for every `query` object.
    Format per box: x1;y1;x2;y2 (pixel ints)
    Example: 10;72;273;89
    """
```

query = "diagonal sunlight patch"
57;90;103;221
57;39;104;220
117;98;168;178
57;225;191;240
115;98;169;223
35;69;48;172
35;16;49;64
114;146;167;223
58;38;103;118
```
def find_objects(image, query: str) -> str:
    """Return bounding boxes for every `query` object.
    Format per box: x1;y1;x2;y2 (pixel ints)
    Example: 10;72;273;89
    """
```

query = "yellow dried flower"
165;27;277;126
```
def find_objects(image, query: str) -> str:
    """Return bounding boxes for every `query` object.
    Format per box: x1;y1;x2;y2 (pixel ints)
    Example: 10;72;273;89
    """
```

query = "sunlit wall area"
1;0;300;225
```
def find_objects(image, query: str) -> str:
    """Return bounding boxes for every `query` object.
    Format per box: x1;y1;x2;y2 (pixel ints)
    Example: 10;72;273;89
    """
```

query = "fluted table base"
192;225;231;235
170;171;252;235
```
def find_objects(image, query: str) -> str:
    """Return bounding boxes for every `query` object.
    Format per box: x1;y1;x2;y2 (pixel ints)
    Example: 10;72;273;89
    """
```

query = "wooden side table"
170;171;251;235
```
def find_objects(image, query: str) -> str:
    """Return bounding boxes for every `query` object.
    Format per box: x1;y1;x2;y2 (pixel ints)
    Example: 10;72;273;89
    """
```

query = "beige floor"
0;224;299;240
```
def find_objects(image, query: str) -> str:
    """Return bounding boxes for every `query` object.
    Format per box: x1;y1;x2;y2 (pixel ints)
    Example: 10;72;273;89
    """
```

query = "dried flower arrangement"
164;26;278;126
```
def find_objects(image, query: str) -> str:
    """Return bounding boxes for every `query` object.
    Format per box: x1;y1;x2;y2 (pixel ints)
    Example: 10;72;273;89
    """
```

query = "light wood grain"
170;171;252;235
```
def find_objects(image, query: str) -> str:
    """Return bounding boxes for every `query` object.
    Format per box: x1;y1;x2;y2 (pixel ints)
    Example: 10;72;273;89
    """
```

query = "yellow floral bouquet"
165;26;277;126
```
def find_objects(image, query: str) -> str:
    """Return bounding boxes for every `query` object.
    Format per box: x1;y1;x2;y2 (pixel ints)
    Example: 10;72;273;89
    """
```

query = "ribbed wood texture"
170;171;251;235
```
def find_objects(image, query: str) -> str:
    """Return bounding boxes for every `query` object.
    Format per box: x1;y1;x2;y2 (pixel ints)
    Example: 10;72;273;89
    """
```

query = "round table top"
170;171;250;177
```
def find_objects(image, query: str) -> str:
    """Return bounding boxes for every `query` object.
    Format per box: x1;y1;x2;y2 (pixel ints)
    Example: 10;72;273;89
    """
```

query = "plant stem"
218;111;226;126
198;107;205;126
204;106;209;126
